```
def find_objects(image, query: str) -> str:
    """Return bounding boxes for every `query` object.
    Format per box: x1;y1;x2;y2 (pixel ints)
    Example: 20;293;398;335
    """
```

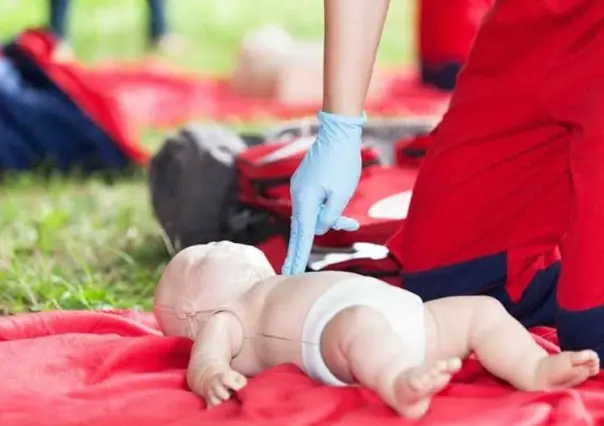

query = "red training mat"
84;63;450;128
1;310;604;425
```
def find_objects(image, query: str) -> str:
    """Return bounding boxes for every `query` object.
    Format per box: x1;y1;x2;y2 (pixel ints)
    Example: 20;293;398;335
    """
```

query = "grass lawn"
0;0;415;314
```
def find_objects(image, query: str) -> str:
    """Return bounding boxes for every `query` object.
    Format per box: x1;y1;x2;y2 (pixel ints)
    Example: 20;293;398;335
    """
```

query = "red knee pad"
394;133;433;168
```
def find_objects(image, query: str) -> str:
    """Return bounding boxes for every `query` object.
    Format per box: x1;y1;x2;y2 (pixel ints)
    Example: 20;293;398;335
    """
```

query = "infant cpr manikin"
154;242;600;419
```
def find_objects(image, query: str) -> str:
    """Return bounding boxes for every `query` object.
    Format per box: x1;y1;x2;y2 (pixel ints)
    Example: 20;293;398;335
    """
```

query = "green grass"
0;0;414;314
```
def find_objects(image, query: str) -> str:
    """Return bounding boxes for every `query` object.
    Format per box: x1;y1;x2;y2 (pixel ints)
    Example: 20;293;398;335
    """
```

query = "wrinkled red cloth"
1;310;603;425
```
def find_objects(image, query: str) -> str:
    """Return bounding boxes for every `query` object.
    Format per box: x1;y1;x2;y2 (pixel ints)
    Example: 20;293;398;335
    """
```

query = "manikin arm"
322;0;391;116
187;311;247;407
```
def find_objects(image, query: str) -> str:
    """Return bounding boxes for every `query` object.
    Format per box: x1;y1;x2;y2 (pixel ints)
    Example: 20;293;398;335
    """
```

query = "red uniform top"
388;0;604;353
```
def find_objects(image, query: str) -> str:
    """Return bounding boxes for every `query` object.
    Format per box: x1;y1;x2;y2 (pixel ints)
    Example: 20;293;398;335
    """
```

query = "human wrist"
316;111;366;148
321;95;365;117
318;110;367;126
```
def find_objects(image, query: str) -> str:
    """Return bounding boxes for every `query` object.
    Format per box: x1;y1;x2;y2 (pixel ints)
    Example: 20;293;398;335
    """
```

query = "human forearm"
283;0;389;275
322;0;391;116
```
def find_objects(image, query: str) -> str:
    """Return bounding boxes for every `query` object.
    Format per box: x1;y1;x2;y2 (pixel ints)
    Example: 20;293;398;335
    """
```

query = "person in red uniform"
282;0;604;360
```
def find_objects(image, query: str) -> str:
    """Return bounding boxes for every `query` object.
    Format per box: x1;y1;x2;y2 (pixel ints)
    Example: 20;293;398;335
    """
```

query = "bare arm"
322;0;391;116
187;312;246;406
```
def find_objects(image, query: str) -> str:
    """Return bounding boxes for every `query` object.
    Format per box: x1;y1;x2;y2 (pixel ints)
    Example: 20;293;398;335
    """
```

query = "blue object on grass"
0;39;134;173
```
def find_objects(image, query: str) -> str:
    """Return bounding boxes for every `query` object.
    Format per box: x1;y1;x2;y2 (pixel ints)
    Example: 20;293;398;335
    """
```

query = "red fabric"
15;29;150;166
394;133;434;168
389;0;604;314
256;235;288;273
1;310;604;425
419;0;494;63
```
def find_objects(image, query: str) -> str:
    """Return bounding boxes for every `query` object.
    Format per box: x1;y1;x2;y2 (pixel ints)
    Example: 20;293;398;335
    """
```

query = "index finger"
282;189;323;275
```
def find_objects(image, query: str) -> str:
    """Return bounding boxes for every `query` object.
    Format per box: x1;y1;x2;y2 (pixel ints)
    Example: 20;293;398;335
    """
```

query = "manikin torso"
154;242;437;378
228;270;361;375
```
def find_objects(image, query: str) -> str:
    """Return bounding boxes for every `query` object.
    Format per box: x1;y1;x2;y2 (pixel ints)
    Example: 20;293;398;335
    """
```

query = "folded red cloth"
1;310;603;426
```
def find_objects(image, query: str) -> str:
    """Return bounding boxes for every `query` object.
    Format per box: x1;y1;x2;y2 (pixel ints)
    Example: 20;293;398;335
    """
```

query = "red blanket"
1;310;603;425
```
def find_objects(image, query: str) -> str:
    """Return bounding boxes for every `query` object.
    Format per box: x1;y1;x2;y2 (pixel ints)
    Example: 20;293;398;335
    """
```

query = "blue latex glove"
281;111;366;275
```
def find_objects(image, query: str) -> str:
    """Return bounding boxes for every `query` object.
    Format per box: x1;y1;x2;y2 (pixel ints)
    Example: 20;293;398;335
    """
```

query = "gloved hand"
281;111;366;275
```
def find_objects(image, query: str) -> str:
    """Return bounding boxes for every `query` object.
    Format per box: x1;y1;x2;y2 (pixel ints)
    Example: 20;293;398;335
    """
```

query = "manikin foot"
532;350;600;389
391;358;462;419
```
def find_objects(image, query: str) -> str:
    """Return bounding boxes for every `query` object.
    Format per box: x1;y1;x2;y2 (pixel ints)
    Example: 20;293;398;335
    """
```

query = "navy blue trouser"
49;0;167;44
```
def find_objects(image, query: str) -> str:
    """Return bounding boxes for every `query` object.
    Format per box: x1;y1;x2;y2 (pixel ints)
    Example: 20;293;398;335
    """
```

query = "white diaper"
301;278;426;386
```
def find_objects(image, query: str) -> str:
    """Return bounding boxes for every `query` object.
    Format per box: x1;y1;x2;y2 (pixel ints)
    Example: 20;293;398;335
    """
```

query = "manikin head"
154;241;275;339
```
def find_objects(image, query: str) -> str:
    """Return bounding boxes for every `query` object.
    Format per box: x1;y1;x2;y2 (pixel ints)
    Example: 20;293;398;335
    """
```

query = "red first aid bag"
394;132;433;168
236;136;419;248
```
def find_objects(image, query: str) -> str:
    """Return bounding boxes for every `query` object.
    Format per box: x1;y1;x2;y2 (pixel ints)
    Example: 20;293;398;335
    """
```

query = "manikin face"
154;241;275;338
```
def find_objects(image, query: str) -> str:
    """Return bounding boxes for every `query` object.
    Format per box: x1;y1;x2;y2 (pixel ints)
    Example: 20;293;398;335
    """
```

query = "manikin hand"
196;367;248;407
183;311;247;408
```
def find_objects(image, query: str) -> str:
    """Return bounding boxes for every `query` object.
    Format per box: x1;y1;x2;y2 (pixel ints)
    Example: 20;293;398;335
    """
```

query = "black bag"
149;124;248;251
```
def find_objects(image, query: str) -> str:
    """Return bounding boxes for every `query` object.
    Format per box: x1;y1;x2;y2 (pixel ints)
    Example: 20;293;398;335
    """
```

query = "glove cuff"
317;111;367;128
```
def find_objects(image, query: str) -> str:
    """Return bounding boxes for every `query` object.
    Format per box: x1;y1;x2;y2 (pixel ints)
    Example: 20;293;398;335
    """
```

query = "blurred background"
0;0;415;315
0;0;487;315
0;0;413;70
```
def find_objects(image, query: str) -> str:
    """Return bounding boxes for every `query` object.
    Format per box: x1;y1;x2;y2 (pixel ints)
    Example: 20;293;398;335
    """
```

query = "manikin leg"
320;298;599;419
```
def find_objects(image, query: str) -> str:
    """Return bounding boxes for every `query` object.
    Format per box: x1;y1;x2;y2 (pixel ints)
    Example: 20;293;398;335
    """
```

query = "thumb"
315;191;351;235
332;216;359;232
